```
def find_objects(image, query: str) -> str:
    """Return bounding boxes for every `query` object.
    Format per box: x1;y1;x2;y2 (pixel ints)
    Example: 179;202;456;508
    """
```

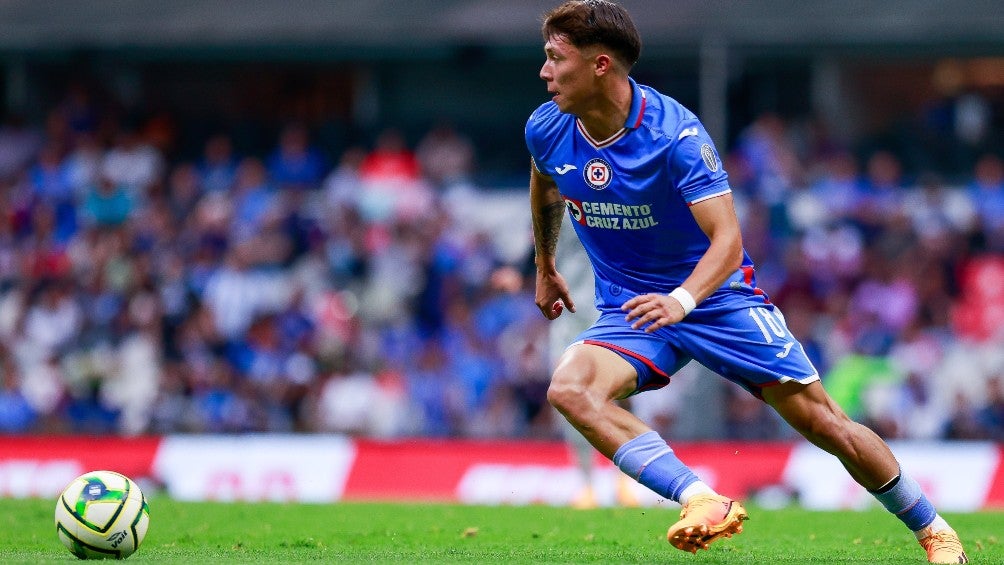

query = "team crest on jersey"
700;144;719;172
583;158;613;190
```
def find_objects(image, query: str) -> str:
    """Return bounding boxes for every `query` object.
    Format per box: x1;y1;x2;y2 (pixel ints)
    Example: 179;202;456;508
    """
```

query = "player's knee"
546;366;594;416
547;372;583;413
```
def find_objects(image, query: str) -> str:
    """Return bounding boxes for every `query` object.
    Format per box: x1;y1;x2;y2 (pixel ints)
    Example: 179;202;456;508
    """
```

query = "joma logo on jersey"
583;158;613;190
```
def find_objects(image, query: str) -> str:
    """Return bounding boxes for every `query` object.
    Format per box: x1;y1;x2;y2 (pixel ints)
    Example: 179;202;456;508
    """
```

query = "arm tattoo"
532;200;565;258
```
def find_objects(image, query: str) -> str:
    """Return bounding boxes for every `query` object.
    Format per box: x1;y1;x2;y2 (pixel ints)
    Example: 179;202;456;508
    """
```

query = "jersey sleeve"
525;108;546;174
667;119;731;204
525;102;565;176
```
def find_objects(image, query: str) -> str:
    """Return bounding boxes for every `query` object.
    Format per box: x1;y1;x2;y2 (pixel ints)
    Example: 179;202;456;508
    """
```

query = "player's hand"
621;293;685;332
535;270;576;320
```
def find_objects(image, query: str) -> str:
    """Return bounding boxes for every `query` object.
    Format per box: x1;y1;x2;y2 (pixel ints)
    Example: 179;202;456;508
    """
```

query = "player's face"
540;35;598;115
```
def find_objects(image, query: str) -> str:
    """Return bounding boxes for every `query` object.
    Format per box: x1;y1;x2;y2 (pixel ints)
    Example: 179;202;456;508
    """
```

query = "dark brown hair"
542;0;642;68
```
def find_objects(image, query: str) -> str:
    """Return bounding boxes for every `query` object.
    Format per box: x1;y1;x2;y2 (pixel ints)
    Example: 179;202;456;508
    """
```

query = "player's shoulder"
525;102;574;158
526;101;569;135
638;84;702;141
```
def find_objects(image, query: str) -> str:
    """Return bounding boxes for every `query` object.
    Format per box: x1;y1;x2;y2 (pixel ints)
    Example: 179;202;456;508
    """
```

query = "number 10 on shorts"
748;307;787;343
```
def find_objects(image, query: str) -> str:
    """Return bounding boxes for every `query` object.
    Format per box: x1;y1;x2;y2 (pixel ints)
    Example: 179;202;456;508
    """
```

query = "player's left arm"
623;193;743;331
530;162;576;319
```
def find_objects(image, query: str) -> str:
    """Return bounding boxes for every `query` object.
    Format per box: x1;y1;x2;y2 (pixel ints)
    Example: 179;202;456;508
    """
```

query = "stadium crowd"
0;85;1001;441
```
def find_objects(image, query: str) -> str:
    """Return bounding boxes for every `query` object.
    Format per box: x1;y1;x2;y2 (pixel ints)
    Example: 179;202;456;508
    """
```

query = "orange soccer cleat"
666;493;748;554
918;527;969;564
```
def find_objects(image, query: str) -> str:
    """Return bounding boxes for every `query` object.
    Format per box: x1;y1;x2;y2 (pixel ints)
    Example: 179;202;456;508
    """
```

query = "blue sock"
869;472;937;532
612;431;699;503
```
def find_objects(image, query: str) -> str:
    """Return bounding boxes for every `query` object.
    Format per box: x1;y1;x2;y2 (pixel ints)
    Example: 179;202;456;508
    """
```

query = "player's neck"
576;78;633;141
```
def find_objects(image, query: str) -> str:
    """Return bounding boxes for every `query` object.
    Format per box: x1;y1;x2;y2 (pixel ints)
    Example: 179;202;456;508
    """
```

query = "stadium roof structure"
0;0;1001;52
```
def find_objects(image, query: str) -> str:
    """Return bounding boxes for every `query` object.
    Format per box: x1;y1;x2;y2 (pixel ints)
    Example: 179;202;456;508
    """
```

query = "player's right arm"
530;161;576;319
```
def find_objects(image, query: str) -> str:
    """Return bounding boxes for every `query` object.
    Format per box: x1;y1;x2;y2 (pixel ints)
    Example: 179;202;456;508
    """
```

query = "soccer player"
525;1;968;563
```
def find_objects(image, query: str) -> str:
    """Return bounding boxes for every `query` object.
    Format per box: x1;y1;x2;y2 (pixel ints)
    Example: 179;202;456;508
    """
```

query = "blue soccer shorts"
571;291;820;399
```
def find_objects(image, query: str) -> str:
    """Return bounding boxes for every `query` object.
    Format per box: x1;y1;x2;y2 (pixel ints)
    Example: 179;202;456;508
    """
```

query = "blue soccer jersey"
526;78;819;396
526;77;754;309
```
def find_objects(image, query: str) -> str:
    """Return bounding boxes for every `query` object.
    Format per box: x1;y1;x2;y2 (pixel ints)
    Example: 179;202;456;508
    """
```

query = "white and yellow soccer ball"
54;470;150;560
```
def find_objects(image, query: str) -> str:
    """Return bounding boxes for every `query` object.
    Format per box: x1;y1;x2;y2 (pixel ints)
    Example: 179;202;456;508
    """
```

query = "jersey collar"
575;77;647;149
624;77;647;130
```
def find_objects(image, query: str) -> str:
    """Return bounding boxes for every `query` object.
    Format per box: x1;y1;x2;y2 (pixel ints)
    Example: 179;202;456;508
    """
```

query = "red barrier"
0;436;162;498
986;452;1004;508
345;439;572;501
1;435;1001;510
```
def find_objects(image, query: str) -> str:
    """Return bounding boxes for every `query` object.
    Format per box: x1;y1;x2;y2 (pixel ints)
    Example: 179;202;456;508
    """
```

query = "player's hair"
542;0;642;69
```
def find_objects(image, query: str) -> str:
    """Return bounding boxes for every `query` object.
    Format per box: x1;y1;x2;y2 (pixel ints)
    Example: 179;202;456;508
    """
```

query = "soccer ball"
54;470;150;560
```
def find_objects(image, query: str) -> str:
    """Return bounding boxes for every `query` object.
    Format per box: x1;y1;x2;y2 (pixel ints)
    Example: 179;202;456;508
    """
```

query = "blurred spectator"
357;219;426;323
733;113;803;204
202;244;271;341
416;122;475;189
311;354;413;437
266;123;327;190
787;151;861;232
101;128;163;199
0;357;35;433
17;279;81;363
63;133;104;196
56;83;101;137
902;172;975;244
724;383;780;440
230;157;279;242
0;114;44;181
942;392;985;440
504;330;553;438
405;339;463;437
969;153;1004;251
357;128;432;222
323;146;366;209
847;251;918;354
359;128;420;183
29;143;74;204
854;150;906;236
976;376;1004;441
199;134;239;193
165;163;204;220
83;176;135;228
97;295;163;436
190;359;261;433
313;364;381;435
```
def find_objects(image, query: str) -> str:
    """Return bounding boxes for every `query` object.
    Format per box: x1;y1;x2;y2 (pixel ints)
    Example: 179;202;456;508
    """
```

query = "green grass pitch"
1;498;1001;563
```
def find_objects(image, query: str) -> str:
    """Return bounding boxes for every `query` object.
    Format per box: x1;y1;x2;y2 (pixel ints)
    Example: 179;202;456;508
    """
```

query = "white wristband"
668;287;696;316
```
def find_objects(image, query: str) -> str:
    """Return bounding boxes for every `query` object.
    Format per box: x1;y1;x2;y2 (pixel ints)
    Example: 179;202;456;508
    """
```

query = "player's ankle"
914;515;951;540
678;481;717;506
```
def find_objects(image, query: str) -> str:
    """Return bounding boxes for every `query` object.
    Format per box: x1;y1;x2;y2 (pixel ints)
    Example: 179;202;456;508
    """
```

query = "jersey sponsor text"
566;197;659;230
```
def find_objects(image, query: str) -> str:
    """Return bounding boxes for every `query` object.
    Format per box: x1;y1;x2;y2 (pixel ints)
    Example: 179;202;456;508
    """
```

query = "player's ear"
593;53;613;77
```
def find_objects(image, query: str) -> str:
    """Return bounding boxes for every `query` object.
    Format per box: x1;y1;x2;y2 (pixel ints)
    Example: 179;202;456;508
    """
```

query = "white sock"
678;481;716;505
914;515;951;540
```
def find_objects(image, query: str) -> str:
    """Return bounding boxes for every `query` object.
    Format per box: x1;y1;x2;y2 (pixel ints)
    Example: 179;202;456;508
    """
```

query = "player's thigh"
571;310;686;394
679;304;820;395
553;343;638;401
